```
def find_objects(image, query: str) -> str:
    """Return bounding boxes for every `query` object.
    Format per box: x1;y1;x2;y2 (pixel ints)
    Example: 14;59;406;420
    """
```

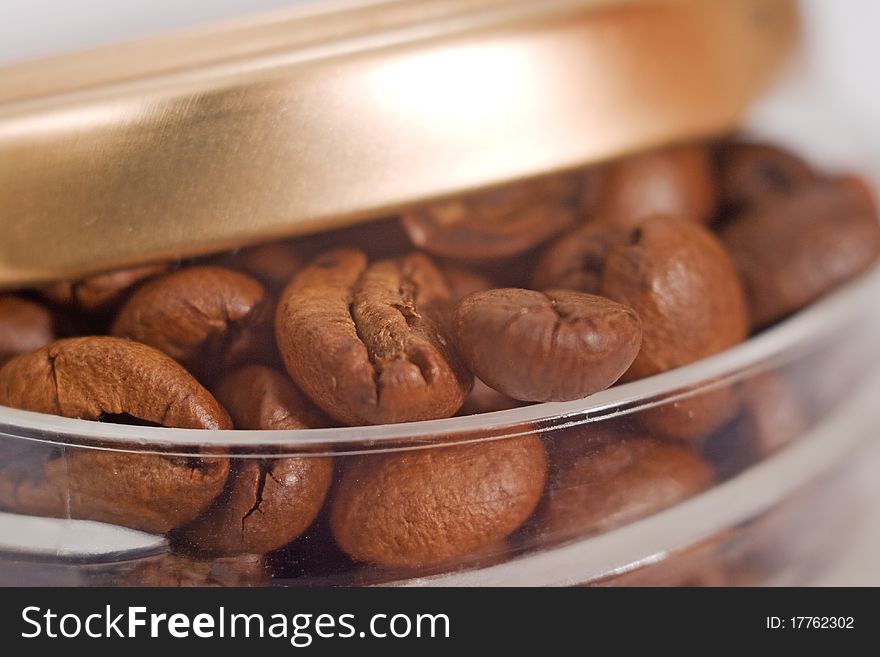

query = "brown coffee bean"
0;295;55;363
721;181;880;329
719;141;819;211
594;143;716;228
438;264;494;302
454;288;641;402
3;451;230;534
531;222;629;293
0;336;231;427
177;458;331;557
276;249;472;425
111;265;273;374
0;336;231;532
601;216;748;441
208;242;302;290
538;438;712;542
124;553;270;587
177;366;333;556
213;365;330;431
602;216;746;374
41;263;170;312
400;173;584;260
330;436;547;568
0;452;226;536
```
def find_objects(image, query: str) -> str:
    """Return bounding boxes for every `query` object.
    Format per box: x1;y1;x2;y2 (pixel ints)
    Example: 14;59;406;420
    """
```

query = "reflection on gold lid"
0;0;797;287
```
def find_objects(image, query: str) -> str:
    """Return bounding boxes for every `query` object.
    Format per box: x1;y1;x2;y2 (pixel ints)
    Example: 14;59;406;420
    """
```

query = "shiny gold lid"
0;0;797;287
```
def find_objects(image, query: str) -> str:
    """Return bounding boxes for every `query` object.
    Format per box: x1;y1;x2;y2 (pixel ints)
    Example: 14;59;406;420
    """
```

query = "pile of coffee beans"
0;139;878;582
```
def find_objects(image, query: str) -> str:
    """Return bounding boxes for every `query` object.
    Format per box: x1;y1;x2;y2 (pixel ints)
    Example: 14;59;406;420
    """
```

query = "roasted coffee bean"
330;436;547;568
276;249;472;425
719;141;819;211
438;264;494;302
0;295;55;363
41;263;170;312
213;365;330;431
0;450;230;534
0;336;231;427
538;438;712;542
0;336;231;532
111;265;273;374
454;288;641;402
207;242;302;290
531;222;629;293
177;366;333;556
177;458;331;557
401;173;584;260
601;216;748;440
593;144;716;227
721;182;880;329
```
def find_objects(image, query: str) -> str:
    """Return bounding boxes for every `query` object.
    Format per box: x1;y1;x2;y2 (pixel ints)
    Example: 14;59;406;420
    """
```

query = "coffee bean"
206;242;302;291
721;181;880;328
0;337;231;532
330;436;547;568
593;144;716;227
214;365;330;431
0;336;231;427
0;295;55;363
176;366;333;556
719;141;819;211
531;222;629;293
276;249;472;425
41;263;171;313
538;437;712;541
454;288;641;402
401;173;585;260
111;265;273;376
602;217;748;380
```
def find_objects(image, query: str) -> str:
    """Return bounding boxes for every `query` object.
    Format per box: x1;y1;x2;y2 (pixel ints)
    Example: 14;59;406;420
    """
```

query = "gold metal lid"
0;0;797;287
